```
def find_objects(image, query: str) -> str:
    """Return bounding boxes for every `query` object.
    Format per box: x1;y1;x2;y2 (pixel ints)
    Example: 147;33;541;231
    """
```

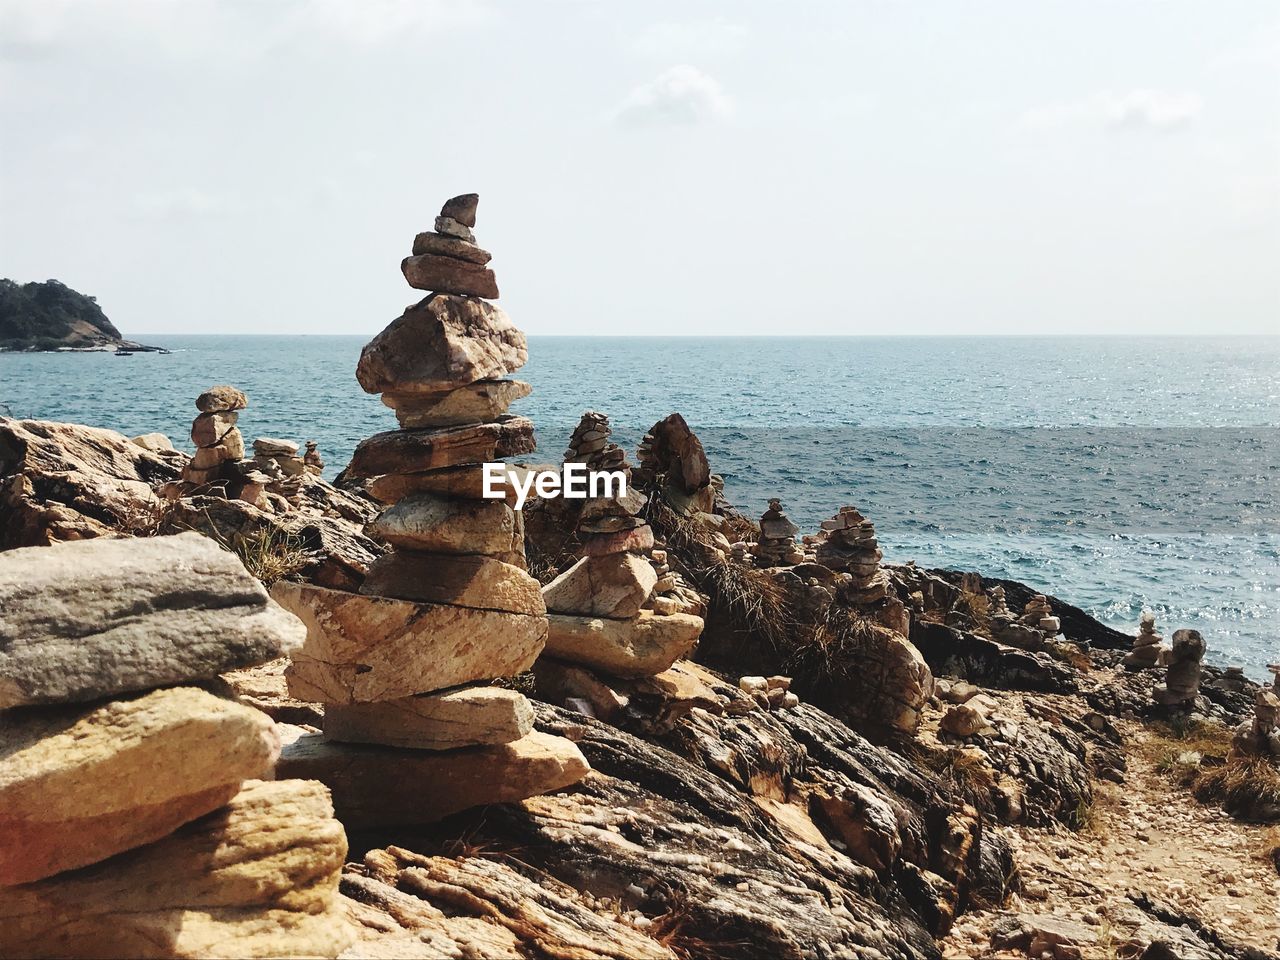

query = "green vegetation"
0;278;121;350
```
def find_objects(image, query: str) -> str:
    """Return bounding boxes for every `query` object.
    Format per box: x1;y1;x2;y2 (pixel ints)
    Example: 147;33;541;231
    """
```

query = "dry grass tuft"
698;556;796;652
116;496;180;538
926;748;998;812
784;604;884;686
1192;756;1280;819
227;526;310;586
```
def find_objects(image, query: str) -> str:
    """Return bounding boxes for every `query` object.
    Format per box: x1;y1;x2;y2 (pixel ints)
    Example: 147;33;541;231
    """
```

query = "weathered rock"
401;254;499;299
0;779;352;959
542;553;658;619
0;687;279;886
381;379;531;429
130;433;175;453
366;492;519;555
580;524;655;557
544;611;703;678
411;230;491;264
273;582;546;704
324;687;534;750
277;728;589;828
355;295;526;395
367;461;533;507
439;192;479;227
345;417;535;478
361;550;543;614
195;385;248;413
434;215;474;242
0;532;306;709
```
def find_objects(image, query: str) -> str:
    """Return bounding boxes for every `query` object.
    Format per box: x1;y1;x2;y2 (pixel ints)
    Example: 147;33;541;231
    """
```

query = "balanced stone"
273;582;546;704
402;254;499;300
434;215;474;242
581;524;655;557
0;687;279;886
1123;610;1166;670
323;686;533;750
356;294;526;395
1230;689;1280;760
1153;628;1206;707
346;416;535;478
195;385;248;413
361;551;543;615
190;411;237;448
439;193;479;227
0;779;352;960
252;437;299;456
381;379;531;429
0;533;306;709
365;492;520;556
411;231;491;264
277;728;588;828
543;554;658;619
367;462;532;507
544;611;703;678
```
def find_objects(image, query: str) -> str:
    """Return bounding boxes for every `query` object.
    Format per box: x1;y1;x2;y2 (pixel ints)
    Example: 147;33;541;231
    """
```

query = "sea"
2;335;1277;680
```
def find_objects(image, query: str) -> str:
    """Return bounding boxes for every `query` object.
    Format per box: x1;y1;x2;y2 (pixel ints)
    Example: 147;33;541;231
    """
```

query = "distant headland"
0;278;165;353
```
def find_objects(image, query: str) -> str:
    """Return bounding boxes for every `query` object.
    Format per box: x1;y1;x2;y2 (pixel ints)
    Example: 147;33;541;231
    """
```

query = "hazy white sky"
1;0;1277;336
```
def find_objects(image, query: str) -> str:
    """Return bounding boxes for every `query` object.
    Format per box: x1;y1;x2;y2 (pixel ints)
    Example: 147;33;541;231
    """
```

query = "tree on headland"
0;279;123;351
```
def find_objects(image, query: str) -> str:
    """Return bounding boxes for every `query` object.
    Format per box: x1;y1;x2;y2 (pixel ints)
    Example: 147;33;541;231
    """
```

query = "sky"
1;0;1277;336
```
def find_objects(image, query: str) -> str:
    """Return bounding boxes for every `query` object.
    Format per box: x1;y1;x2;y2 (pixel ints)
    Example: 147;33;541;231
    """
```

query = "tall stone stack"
756;498;804;566
0;534;351;959
1123;610;1168;670
1153;628;1206;707
271;194;590;828
564;410;627;474
816;505;889;604
181;385;247;486
1230;689;1280;761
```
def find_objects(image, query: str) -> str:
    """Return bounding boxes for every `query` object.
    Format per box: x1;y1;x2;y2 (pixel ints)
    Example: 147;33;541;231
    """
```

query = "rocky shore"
1;196;1278;960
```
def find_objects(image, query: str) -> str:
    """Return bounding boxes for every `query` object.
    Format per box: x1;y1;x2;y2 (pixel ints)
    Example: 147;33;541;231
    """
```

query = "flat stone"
411;230;491;264
277;728;589;828
324;686;534;750
361;551;544;615
543;554;658;619
130;432;175;453
366;492;520;556
272;582;546;704
439;193;479;227
580;524;655;557
346;417;535;478
434;215;474;241
0;779;352;960
0;532;307;709
252;437;299;456
195;385;248;413
402;254;499;299
544;611;703;678
368;462;535;508
356;294;526;395
190;412;238;448
0;686;279;886
382;379;532;429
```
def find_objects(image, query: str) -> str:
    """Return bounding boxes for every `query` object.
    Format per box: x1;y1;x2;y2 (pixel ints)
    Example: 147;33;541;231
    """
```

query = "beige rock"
0;687;279;886
0;532;307;709
542;553;658;619
382;379;532;429
361;550;544;614
129;433;175;453
277;728;589;828
401;254;499;299
346;416;535;478
544;611;703;678
195;385;248;413
273;582;546;704
324;686;534;750
411;230;491;263
0;779;352;959
366;492;519;556
580;524;655;557
367;462;535;507
356;295;525;395
532;658;631;722
190;412;238;448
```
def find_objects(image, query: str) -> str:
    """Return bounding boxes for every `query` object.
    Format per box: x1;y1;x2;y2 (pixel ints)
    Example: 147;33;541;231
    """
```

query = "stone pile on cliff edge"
1123;609;1168;670
816;505;890;604
179;384;247;488
755;497;805;567
1153;628;1206;707
271;194;589;827
0;533;351;959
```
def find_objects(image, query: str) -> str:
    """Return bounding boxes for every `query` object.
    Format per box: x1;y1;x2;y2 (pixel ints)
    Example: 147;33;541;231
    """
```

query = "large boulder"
324;687;534;750
345;417;536;478
355;295;526;395
0;532;306;709
365;492;520;556
0;779;352;959
0;687;279;886
273;582;546;704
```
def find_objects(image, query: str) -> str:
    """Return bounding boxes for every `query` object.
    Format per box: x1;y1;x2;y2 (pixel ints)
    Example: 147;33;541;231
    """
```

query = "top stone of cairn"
440;193;479;228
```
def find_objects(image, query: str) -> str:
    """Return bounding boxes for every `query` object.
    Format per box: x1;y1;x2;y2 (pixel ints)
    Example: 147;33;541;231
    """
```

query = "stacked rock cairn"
1230;688;1280;761
1123;610;1168;670
180;385;247;487
0;533;351;959
270;194;589;828
541;412;705;683
252;437;307;503
1152;628;1206;707
816;505;889;604
755;498;805;566
303;440;324;476
1021;594;1061;638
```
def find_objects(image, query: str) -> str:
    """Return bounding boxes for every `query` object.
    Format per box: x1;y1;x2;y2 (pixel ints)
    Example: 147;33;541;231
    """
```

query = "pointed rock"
543;554;657;619
439;193;479;228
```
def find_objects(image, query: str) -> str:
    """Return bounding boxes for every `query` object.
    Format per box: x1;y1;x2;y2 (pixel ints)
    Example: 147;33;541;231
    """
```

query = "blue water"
2;335;1277;679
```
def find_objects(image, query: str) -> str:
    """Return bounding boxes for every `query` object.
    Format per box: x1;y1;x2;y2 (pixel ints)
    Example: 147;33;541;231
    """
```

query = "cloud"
615;65;733;126
630;18;747;58
130;188;227;221
1023;89;1203;133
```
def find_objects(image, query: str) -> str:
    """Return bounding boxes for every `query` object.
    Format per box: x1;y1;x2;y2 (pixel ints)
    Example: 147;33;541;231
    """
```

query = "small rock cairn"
1153;628;1205;708
816;505;889;604
541;412;704;682
738;674;800;711
0;533;351;958
1230;688;1280;761
181;385;247;487
1123;610;1167;670
756;498;804;566
270;194;589;827
303;440;324;476
1021;594;1061;638
253;437;307;503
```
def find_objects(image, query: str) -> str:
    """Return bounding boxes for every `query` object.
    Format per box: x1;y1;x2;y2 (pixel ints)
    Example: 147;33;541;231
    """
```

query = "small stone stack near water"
816;505;889;604
181;385;247;487
0;534;351;959
303;440;324;476
1123;610;1168;670
1153;628;1206;707
271;194;589;828
755;498;804;567
1021;594;1061;638
253;437;307;503
1230;689;1280;761
564;410;627;474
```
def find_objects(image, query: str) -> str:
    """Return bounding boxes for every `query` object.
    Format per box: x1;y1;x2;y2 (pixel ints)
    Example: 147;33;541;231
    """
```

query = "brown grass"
925;747;998;813
225;526;310;586
116;495;180;538
784;604;884;685
1193;756;1280;818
